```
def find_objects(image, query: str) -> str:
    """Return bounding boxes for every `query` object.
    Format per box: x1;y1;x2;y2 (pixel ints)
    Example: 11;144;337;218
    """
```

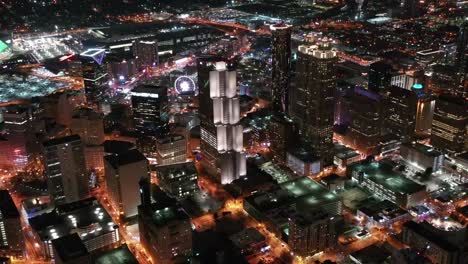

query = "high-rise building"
156;134;187;165
344;87;383;154
270;23;292;113
0;190;24;256
70;108;105;146
1;105;32;169
431;94;467;155
197;55;224;177
288;210;340;257
131;84;169;161
138;189;192;264
104;149;149;219
155;162;198;200
211;61;246;184
368;61;393;93
133;40;158;69
290;38;338;163
268;114;295;164
131;84;168;136
42;135;89;205
383;85;418;143
198;58;246;184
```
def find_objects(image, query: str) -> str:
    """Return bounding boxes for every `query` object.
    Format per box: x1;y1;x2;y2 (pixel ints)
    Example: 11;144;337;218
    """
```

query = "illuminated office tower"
384;85;419;143
431;94;467;155
270;23;292;113
290;38;338;163
198;59;246;184
42;135;89;205
133;40;158;69
131;84;169;161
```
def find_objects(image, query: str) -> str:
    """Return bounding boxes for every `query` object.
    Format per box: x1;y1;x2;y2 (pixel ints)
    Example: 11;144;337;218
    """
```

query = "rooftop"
51;233;88;262
245;177;339;214
229;227;265;249
147;203;190;227
43;134;81;147
403;221;465;252
358;200;408;223
350;161;425;194
401;142;442;158
29;197;116;242
105;149;147;169
95;245;138;264
0;73;70;104
350;245;391;264
0;190;20;218
156;134;185;145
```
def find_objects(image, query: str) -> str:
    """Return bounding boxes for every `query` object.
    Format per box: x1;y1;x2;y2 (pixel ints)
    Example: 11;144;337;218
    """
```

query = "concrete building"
155;162;198;200
0;191;24;256
156;134;187;165
288;210;340;257
70;108;105;146
42;135;89;205
286;146;321;177
349;160;427;208
400;142;444;171
104;149;149;219
29;197;119;259
138;192;192;264
401;221;467;264
431;94;467;155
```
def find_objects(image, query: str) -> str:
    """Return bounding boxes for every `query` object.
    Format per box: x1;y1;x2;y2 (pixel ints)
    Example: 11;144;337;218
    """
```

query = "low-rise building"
400;142;444;171
357;200;412;229
229;227;267;257
401;221;467;264
29;197;119;259
349;160;427;207
155;162;198;200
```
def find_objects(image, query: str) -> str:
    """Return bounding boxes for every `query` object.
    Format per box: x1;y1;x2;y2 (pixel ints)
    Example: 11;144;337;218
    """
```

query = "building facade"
290;38;338;163
431;94;467;155
104;149;149;219
270;23;292;113
42;135;89;205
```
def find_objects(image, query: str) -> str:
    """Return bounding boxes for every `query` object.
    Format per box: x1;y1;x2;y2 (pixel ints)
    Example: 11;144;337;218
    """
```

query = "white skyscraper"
208;62;246;184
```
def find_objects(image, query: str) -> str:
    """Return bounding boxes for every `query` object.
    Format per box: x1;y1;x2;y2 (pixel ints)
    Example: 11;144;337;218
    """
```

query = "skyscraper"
70;107;105;146
198;58;246;184
198;57;246;184
431;94;467;155
344;87;383;154
133;40;158;70
131;84;169;161
290;38;338;163
368;61;393;93
42;135;89;205
384;85;418;143
270;23;292;113
104;149;149;219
